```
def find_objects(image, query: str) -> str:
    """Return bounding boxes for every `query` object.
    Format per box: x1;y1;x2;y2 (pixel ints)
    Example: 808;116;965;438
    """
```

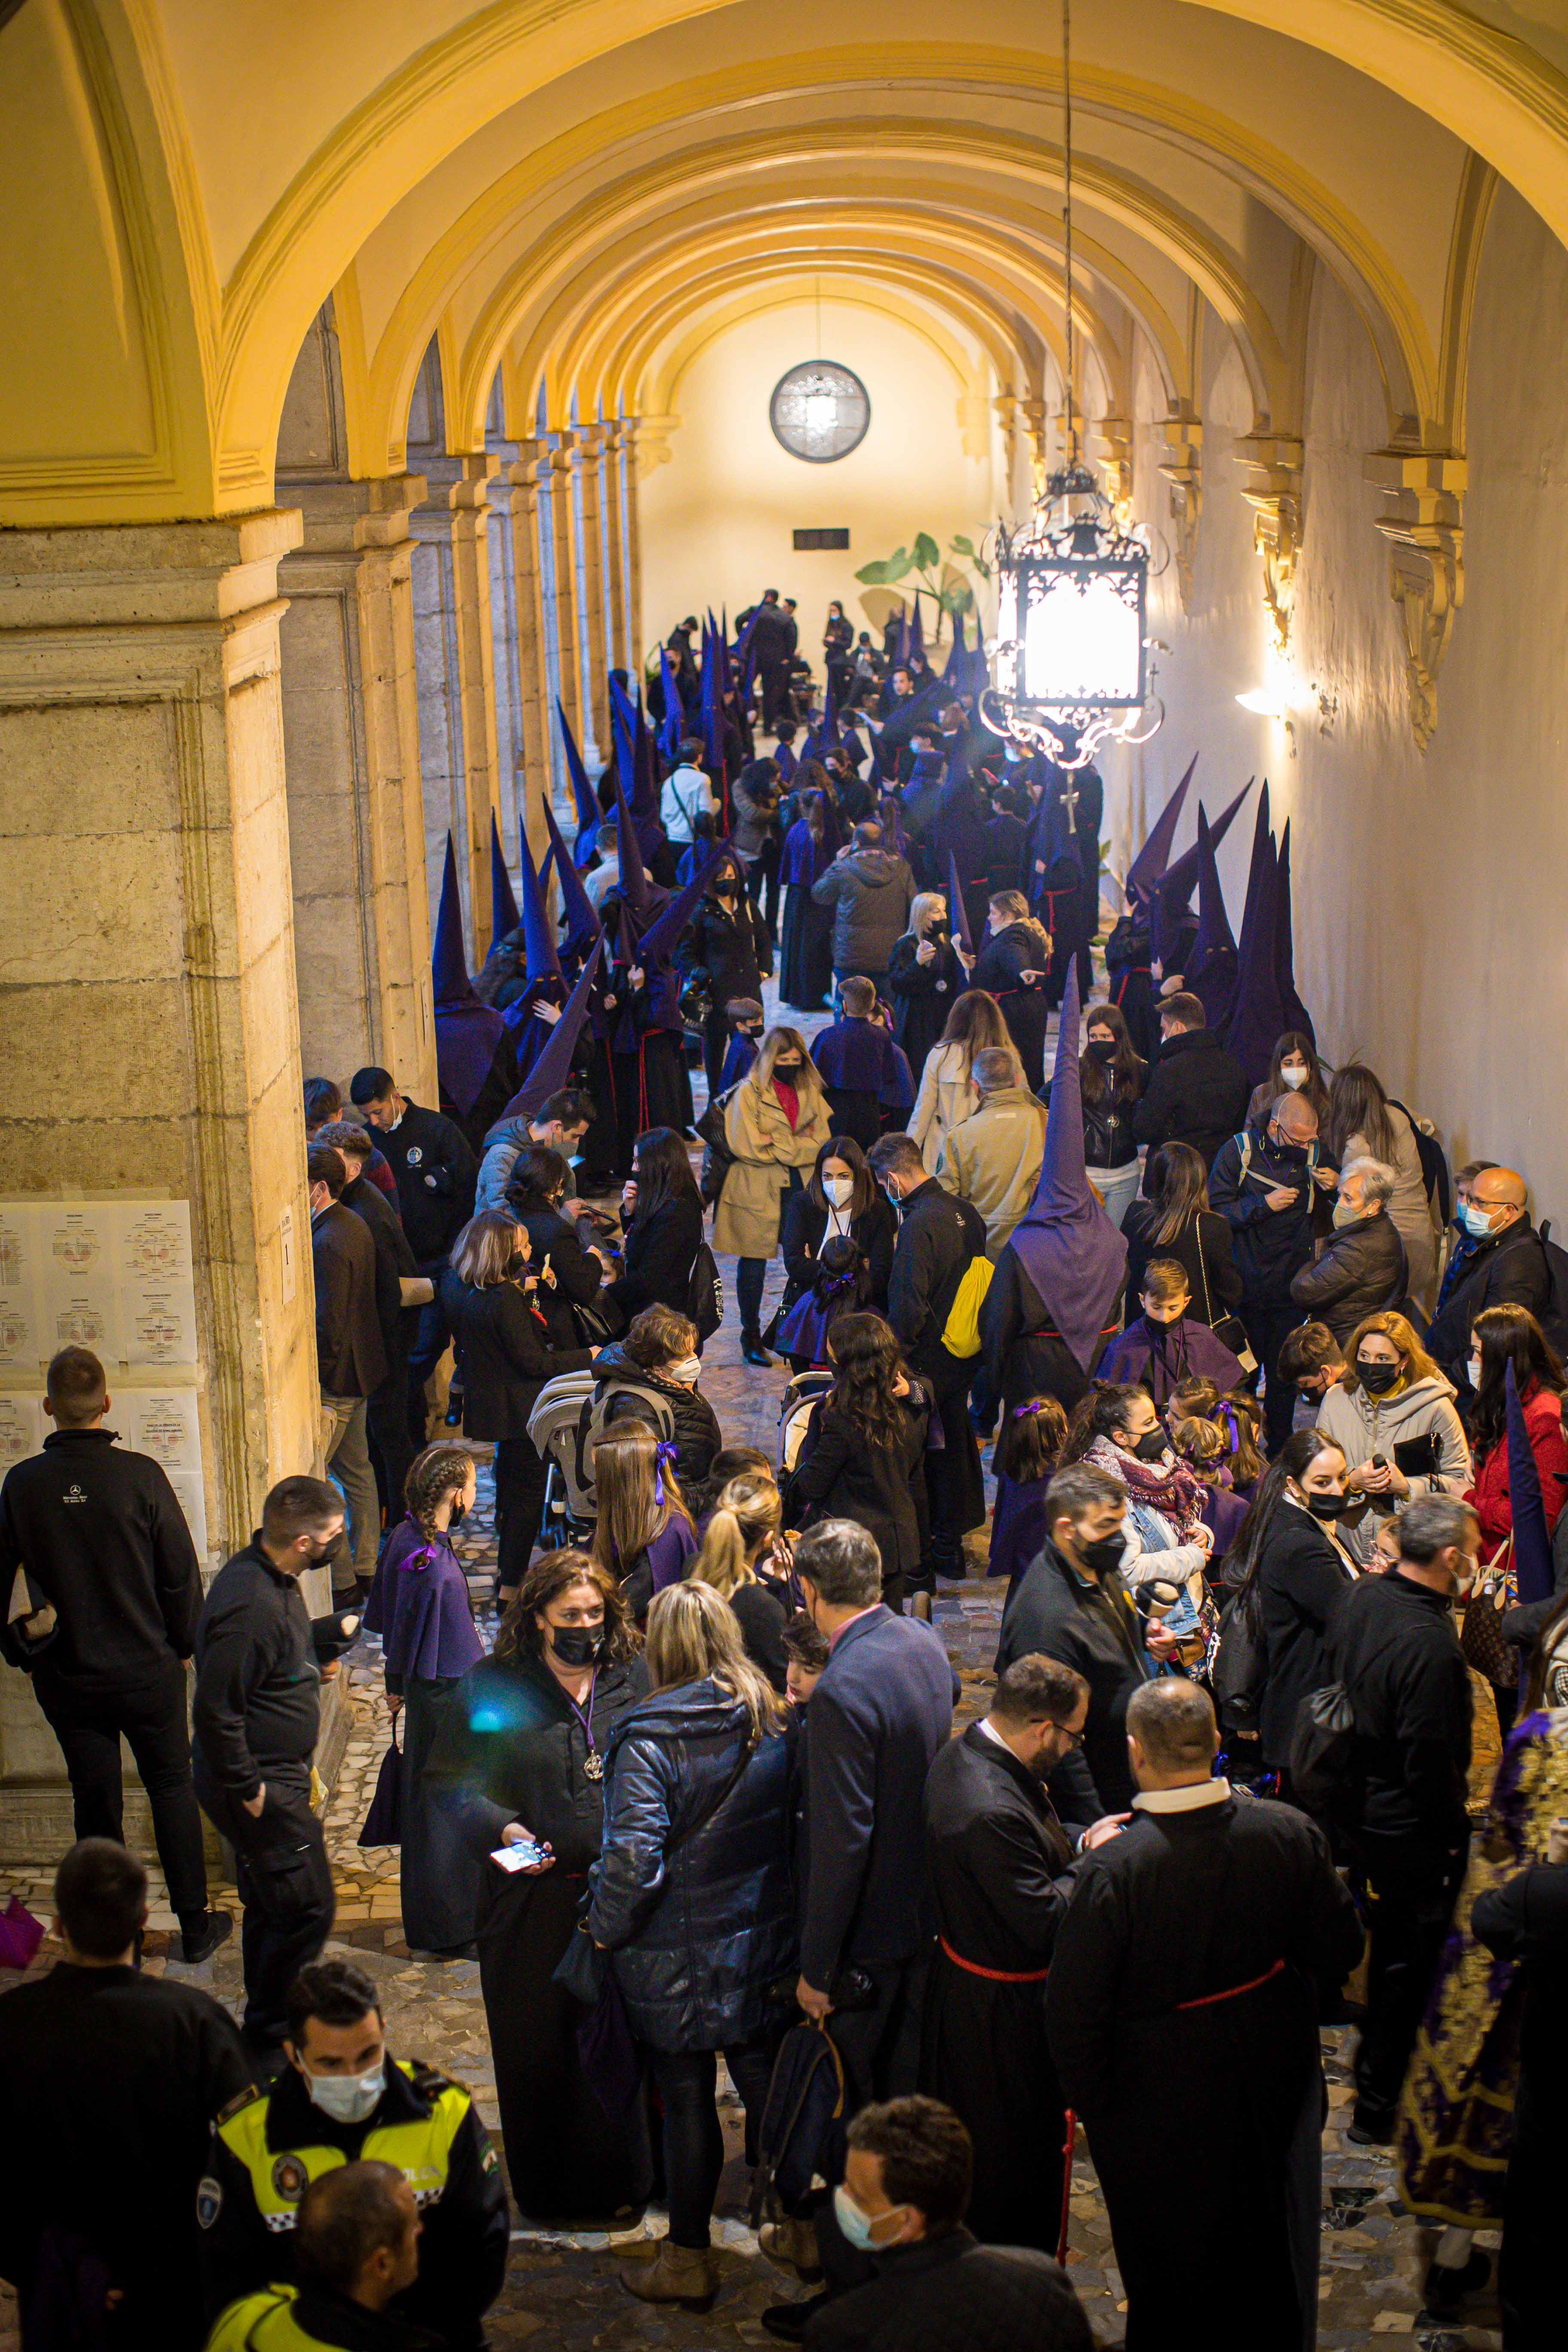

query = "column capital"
0;508;303;630
1366;446;1466;750
1234;434;1305;655
443;453;500;514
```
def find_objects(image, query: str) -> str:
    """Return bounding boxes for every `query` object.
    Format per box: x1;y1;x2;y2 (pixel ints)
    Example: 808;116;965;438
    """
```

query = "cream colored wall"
638;301;993;665
1115;186;1568;1213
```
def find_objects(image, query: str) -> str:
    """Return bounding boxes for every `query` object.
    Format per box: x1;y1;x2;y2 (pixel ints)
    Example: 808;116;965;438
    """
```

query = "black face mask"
1302;1490;1343;1522
1357;1360;1401;1395
1087;1038;1118;1064
1076;1531;1125;1578
1130;1429;1168;1463
550;1625;605;1668
1269;1137;1310;1166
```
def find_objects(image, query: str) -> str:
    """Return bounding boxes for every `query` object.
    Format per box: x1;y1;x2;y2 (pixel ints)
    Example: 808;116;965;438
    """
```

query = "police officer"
200;1960;507;2352
205;2162;440;2352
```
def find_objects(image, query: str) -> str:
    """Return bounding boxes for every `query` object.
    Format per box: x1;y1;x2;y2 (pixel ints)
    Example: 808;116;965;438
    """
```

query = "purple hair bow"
654;1439;680;1506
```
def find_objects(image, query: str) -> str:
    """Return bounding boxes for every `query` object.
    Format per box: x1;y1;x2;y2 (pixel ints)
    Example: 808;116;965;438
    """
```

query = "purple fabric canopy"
1125;753;1197;906
1008;965;1128;1372
432;833;508;1117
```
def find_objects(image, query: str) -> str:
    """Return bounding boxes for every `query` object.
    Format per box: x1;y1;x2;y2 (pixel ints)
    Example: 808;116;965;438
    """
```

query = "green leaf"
854;559;891;584
949;534;977;560
912;531;940;570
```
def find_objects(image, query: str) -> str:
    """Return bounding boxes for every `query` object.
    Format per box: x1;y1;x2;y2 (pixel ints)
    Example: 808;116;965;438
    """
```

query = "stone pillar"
0;512;320;1547
410;457;504;962
622;418;647;679
446;456;504;960
603;420;631;677
544;437;587;762
577;423;611;755
279;474;436;1099
508;440;554;830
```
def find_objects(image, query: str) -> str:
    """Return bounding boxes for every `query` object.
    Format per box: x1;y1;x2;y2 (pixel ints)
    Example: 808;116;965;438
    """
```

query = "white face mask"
824;1174;854;1206
668;1355;702;1386
304;2060;385;2126
1281;1064;1308;1089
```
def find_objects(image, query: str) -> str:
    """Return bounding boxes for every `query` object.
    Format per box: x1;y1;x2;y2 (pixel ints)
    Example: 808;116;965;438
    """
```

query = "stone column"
445;456;504;960
545;435;587;760
508;440;554;828
577;423;611;755
603;421;631;677
622;418;647;679
0;512;320;1548
280;474;436;1099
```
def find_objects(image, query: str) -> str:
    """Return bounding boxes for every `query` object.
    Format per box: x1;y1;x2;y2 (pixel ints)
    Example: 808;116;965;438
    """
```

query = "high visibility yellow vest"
215;2063;470;2231
205;2287;328;2352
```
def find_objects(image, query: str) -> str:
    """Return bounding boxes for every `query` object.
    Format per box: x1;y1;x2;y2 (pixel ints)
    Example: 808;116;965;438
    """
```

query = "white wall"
639;300;995;667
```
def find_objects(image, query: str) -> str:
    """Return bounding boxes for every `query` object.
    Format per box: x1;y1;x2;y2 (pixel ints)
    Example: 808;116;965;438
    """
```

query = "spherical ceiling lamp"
769;361;870;463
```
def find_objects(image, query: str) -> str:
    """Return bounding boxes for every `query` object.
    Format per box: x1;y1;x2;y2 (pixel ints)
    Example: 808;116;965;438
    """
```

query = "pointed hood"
635;841;735;966
514;815;564;988
1233;778;1273;979
908;593;925;664
1223;824;1287;1086
1125;755;1197;906
612;771;650;912
1185;805;1240;1031
1008;967;1128;1372
1148;777;1253;964
942;604;968;689
490;813;521;943
947;850;975;954
1273;818;1314;1043
1507;1359;1556;1611
894;603;911;666
432;833;508;1116
658;649;683;761
700;622;725;772
432;834;477;1008
557;701;600;867
499;937;606;1122
541;798;603;967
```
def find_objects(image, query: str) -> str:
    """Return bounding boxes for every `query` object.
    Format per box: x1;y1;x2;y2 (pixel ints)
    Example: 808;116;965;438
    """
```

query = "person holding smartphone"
1314;1311;1472;1565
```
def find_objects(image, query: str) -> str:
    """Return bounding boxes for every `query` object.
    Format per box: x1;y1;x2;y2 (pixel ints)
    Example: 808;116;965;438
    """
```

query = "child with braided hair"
591;1422;698;1628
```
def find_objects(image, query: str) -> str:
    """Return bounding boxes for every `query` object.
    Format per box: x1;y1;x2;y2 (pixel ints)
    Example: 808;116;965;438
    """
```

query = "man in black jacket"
1425;1163;1553;1386
0;1345;227;1960
793;2098;1091;2352
1326;1494;1479;2143
310;1144;388;1602
1210;1089;1331;1447
869;1133;988;1582
207;2165;440;2352
350;1067;478;1446
318;1123;421;1519
192;1476;351;2052
994;1463;1180;1811
0;1840;253;2352
1289;1155;1408;1340
1130;993;1250;1168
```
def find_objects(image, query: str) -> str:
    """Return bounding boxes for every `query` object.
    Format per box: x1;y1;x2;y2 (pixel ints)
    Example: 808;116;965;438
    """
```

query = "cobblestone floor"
0;986;1505;2348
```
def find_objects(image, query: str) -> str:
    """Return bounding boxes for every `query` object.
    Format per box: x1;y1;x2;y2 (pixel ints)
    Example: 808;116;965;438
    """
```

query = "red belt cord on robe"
937;1940;1076;2265
1111;966;1150;1008
1175;1956;1285;2009
1042;885;1075;938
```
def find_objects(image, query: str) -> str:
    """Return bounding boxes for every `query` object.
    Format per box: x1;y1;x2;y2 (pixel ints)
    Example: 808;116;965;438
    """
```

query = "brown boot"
619;2238;720;2310
759;2216;824;2279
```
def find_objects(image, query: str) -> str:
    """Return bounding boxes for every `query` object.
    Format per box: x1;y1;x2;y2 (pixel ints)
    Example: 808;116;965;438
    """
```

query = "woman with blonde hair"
910;989;1013;1174
586;1580;796;2311
972;888;1053;1090
590;1421;698;1624
688;1475;789;1689
1314;1310;1470;1565
713;1023;833;1366
438;1208;597;1602
887;890;970;1072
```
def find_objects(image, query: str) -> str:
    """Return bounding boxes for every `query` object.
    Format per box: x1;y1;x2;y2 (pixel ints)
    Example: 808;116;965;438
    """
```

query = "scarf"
1085;1432;1206;1540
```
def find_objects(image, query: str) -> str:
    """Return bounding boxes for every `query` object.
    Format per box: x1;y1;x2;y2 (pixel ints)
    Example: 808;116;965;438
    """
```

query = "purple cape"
989;1472;1054;1601
364;1516;486;1681
812;1018;913;1108
1008;965;1128;1373
1095;1314;1244;1406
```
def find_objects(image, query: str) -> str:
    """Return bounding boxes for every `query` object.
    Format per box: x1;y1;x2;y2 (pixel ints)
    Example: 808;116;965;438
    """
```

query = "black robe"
977;1243;1121;1416
920;1726;1086;2252
1046;1791;1363;2351
431;1649;653;2221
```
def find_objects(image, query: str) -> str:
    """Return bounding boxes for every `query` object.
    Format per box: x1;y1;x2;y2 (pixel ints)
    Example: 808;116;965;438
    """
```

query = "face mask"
832;2185;905;2253
1270;1137;1310;1166
1461;1201;1496;1239
1468;1355;1484;1389
776;1059;803;1075
550;1624;604;1668
1331;1199;1362;1231
304;2062;385;2126
448;1496;468;1526
1280;1064;1309;1089
1076;1531;1125;1577
1087;1037;1118;1063
1302;1489;1343;1522
1357;1359;1400;1394
668;1355;702;1385
824;1174;855;1206
1130;1429;1168;1463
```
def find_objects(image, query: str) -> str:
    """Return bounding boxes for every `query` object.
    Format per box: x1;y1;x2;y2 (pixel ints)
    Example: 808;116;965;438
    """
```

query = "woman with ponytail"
786;1311;933;1609
1221;1428;1354;1780
688;1476;790;1689
591;1421;698;1626
364;1442;487;1954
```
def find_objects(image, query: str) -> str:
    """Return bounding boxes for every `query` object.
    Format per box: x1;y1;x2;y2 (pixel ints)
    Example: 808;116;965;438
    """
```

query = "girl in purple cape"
364;1442;487;1955
591;1421;698;1626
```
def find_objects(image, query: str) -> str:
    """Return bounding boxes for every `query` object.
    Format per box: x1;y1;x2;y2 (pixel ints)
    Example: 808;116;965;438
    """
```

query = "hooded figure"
1106;764;1199;1066
497;937;606;1122
474;812;523;1004
1148;778;1252;973
595;780;710;1170
496;819;573;1089
1273;819;1315;1044
977;966;1129;1412
1223;797;1289;1087
541;799;604;974
1124;756;1197;909
1184;805;1240;1032
432;833;521;1150
558;700;601;868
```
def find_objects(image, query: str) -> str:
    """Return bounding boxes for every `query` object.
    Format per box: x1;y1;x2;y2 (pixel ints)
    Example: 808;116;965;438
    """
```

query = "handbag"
1460;1533;1514;1687
358;1715;403;1846
1194;1223;1256;1373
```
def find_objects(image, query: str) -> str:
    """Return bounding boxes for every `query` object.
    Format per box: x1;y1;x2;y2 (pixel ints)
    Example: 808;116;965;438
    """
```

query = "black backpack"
695;1085;739;1207
1531;1222;1568;1360
1212;1589;1266;1739
1287;1681;1359;1824
686;1241;725;1342
749;2019;847;2225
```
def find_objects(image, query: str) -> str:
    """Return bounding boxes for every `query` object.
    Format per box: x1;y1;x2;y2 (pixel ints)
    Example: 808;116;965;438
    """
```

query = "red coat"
1464;1378;1568;1563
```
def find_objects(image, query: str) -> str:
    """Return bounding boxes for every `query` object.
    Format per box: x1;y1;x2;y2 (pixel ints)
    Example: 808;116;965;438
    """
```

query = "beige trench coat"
712;1075;833;1259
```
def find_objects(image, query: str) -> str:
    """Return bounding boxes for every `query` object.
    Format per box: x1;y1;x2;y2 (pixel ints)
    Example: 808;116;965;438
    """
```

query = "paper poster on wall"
116;1387;209;1556
0;1393;44;1473
117;1201;198;1367
0;1204;43;1375
35;1204;124;1362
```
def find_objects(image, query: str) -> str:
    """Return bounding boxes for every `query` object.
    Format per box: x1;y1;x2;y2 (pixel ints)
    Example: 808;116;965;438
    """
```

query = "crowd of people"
1;592;1566;2351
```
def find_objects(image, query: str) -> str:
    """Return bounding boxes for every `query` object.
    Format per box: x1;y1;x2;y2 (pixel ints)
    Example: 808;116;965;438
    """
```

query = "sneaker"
180;1911;234;1965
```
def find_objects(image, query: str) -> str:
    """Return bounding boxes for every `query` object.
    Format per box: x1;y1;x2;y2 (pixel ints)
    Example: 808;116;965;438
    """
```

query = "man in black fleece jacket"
0;1345;227;1962
192;1476;354;2051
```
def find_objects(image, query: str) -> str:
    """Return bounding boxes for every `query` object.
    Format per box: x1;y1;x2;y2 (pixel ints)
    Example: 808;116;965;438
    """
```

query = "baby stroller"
526;1370;600;1550
778;1368;834;1475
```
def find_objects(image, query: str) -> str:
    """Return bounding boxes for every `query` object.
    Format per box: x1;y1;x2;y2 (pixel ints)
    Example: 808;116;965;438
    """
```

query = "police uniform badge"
271;2153;309;2203
196;2176;223;2229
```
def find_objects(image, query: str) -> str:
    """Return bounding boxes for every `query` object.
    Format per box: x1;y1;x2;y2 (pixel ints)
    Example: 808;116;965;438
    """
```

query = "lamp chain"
1063;0;1076;465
